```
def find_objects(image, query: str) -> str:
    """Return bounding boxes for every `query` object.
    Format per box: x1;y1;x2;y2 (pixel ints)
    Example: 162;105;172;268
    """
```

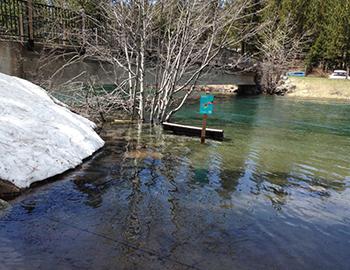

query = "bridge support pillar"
0;41;24;78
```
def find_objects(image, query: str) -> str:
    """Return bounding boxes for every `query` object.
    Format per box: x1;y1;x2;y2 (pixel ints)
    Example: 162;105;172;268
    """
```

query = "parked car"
329;70;349;79
287;71;306;77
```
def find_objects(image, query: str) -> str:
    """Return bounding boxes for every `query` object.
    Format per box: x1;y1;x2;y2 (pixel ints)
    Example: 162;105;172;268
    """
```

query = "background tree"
259;17;304;93
264;0;350;72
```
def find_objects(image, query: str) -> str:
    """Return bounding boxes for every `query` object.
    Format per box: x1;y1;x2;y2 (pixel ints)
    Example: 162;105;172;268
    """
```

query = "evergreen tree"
263;0;350;71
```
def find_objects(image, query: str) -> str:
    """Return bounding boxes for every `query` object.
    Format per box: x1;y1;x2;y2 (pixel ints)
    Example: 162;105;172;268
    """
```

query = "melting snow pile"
0;72;104;189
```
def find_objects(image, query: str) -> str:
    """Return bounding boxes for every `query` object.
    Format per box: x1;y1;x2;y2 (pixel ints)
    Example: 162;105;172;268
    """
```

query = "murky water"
1;96;350;270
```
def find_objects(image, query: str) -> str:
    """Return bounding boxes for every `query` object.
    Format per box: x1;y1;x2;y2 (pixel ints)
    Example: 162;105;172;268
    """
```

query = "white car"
329;70;349;80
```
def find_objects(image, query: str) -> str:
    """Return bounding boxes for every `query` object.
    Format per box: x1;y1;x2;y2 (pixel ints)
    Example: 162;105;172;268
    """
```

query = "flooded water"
1;96;350;270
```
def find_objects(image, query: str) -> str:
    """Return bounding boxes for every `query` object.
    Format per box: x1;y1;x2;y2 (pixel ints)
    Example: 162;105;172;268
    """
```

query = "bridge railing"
0;0;104;48
0;0;27;40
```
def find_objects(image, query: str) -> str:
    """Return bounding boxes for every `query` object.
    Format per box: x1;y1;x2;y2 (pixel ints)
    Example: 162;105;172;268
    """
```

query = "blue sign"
200;95;214;115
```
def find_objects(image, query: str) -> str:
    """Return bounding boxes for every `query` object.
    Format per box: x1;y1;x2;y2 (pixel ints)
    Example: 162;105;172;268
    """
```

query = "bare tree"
89;0;261;123
259;17;304;94
35;0;262;123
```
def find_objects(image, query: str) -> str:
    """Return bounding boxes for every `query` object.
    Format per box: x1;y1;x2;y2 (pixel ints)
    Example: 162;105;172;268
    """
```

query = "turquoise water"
1;96;350;269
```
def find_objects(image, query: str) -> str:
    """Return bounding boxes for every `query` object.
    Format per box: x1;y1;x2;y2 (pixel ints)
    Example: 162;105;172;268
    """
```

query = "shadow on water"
1;97;350;270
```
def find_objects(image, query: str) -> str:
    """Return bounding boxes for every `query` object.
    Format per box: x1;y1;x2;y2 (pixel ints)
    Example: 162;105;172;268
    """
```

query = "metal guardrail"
0;0;104;47
0;0;27;39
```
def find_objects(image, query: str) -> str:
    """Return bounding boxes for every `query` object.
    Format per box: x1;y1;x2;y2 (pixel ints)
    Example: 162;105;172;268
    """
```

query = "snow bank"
0;73;104;188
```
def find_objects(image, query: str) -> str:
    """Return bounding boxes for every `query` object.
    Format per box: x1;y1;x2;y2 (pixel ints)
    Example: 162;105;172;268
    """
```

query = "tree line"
264;0;350;72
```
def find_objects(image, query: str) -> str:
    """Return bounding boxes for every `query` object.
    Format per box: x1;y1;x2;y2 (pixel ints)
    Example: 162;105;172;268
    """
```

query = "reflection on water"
1;96;350;270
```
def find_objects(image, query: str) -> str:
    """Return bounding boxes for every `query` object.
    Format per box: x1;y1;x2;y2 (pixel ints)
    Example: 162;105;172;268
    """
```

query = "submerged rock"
308;185;330;196
0;72;104;189
124;149;162;160
0;198;10;211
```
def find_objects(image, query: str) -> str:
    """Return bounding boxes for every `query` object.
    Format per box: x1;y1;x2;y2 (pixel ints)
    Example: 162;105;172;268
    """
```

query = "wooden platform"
162;122;224;141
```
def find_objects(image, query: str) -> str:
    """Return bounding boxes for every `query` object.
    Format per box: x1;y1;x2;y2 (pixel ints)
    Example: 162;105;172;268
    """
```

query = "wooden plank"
162;122;224;141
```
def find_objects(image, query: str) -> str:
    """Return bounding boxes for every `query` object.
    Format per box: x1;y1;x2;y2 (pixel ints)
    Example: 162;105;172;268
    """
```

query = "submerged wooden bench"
162;122;224;141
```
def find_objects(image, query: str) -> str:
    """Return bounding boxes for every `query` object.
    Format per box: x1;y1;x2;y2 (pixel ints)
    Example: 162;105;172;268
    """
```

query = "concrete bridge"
0;40;258;94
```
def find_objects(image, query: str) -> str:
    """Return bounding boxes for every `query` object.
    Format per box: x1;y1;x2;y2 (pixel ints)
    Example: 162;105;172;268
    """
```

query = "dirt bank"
0;180;21;200
287;77;350;100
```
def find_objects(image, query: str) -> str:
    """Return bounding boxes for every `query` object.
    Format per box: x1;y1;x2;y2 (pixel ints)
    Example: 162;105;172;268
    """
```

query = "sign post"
201;114;208;144
199;94;214;144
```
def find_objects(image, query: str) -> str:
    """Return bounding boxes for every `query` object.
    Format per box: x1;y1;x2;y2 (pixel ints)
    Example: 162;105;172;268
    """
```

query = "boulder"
0;72;104;189
275;78;296;95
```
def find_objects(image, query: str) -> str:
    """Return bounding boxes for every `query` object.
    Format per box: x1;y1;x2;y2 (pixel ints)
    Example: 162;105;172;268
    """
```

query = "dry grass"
288;77;350;100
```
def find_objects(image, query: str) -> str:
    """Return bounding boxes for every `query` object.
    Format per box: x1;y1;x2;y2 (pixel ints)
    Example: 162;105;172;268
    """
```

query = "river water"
1;96;350;270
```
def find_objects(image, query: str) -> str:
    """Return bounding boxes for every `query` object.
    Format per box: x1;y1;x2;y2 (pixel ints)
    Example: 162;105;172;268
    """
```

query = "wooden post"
27;0;34;49
201;114;208;144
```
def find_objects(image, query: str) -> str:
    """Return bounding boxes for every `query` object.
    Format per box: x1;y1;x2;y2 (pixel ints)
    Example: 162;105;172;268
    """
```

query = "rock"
267;185;288;195
0;197;11;218
0;72;105;189
0;198;10;211
198;85;238;94
275;79;296;95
